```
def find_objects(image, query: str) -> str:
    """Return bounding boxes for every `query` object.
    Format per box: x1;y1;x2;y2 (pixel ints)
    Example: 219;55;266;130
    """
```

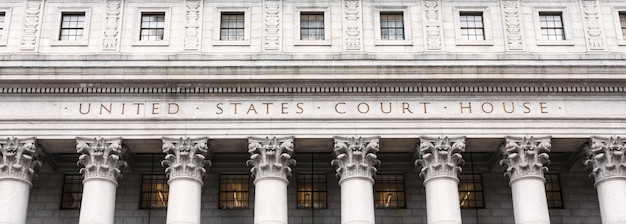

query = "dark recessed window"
61;174;83;209
620;12;626;40
220;12;245;41
374;174;406;209
458;173;484;209
59;12;85;41
0;12;6;34
539;12;565;40
219;174;249;209
140;174;169;209
545;173;563;208
297;173;327;209
460;12;485;40
380;12;404;40
300;12;324;40
140;12;165;41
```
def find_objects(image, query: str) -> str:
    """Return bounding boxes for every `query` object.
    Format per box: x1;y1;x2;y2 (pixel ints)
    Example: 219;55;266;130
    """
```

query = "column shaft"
510;177;550;224
340;177;375;224
166;178;203;224
596;179;626;224
254;177;288;224
0;180;31;224
424;177;462;224
79;179;117;224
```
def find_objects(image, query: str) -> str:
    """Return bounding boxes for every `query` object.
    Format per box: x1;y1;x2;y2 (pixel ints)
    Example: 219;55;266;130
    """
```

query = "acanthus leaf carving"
501;0;524;50
415;136;465;182
102;0;122;50
76;137;126;184
162;137;210;182
423;0;443;50
499;136;551;183
184;0;201;50
247;136;296;180
343;0;362;50
581;0;606;50
331;136;380;181
583;136;626;184
0;137;42;184
263;0;281;51
20;0;42;51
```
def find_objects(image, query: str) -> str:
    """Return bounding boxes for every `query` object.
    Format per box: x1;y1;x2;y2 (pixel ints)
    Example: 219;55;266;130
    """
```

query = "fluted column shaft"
332;136;380;224
416;137;465;224
500;136;551;224
584;136;626;224
0;137;41;224
77;137;126;224
247;136;296;224
162;137;210;224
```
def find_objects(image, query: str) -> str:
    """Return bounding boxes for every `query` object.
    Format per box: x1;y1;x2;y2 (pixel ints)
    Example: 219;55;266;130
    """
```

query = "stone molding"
246;136;296;181
183;0;202;51
20;0;43;51
415;136;465;182
102;0;122;51
263;0;281;51
583;136;626;184
500;136;551;183
0;137;42;184
423;0;443;51
76;137;127;184
343;0;363;50
331;136;380;182
162;137;210;182
501;0;524;51
580;0;606;51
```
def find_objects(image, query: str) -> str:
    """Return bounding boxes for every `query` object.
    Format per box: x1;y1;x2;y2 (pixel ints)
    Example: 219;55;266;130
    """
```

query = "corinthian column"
247;136;296;224
76;137;126;224
331;136;380;224
0;137;41;224
162;137;210;224
499;136;551;224
583;136;626;224
415;137;465;224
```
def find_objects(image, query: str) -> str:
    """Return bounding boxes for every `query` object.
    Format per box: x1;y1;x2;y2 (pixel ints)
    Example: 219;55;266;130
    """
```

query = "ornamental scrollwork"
247;136;296;180
583;136;626;184
77;137;127;183
415;136;465;182
0;137;42;184
162;137;210;182
499;136;551;182
331;136;380;181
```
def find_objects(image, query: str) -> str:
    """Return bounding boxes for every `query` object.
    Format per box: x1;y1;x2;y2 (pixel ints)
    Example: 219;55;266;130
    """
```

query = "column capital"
246;136;296;181
331;136;380;182
76;137;127;184
499;136;551;183
415;136;465;182
583;136;626;184
162;137;210;182
0;137;42;184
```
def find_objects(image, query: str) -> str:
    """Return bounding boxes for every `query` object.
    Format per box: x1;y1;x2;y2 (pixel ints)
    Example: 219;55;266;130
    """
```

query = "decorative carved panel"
501;0;524;50
343;0;362;50
184;0;201;51
102;0;122;51
423;0;443;50
581;0;606;50
263;0;281;51
20;0;42;51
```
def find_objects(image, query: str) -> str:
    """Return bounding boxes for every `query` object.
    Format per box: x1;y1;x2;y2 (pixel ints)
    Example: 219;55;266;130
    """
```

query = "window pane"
458;173;484;209
380;12;404;40
220;12;245;41
459;12;485;40
297;174;327;209
374;174;406;209
539;12;565;40
545;173;564;208
140;174;169;209
300;12;325;40
219;174;249;209
59;12;85;41
139;12;165;41
61;174;83;209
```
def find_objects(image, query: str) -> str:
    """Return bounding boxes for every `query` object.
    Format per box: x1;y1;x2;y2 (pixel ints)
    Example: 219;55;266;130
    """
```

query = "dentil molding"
76;137;127;184
162;137;210;182
331;136;380;182
246;136;296;181
415;136;465;182
0;137;42;184
500;136;551;183
583;136;626;185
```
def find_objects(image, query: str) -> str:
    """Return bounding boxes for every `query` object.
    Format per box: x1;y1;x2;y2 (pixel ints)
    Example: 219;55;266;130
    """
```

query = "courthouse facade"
1;0;626;223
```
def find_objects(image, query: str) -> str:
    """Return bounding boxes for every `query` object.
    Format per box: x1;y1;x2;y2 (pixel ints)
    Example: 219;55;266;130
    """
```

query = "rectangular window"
219;174;249;209
380;12;405;40
0;12;5;34
374;174;406;209
300;12;324;40
539;12;565;40
545;173;564;208
458;173;484;208
297;174;327;209
620;12;626;40
460;12;485;40
140;174;169;209
220;12;245;41
61;174;83;209
140;12;165;41
59;12;85;41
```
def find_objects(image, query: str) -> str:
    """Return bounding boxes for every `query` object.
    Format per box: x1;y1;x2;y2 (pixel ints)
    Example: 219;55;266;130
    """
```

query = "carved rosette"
581;0;606;50
184;0;201;50
331;136;380;182
499;136;551;183
102;0;122;51
0;137;41;184
415;137;465;182
423;0;443;51
501;0;524;50
343;0;362;50
76;137;127;184
162;137;210;183
246;137;295;182
263;0;281;51
21;0;42;51
583;137;626;185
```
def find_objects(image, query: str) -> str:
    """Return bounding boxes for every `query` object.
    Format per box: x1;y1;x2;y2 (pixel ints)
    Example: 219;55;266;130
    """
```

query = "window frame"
139;174;169;209
213;7;251;46
545;173;564;209
0;8;10;46
294;7;331;46
218;174;250;209
374;174;406;209
453;6;493;46
373;6;412;46
532;7;574;46
612;7;626;46
51;7;91;46
132;7;171;46
60;174;83;209
296;173;328;209
458;173;485;209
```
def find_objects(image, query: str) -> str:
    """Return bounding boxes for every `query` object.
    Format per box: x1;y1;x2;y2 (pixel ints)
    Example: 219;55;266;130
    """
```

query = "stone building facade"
0;0;625;224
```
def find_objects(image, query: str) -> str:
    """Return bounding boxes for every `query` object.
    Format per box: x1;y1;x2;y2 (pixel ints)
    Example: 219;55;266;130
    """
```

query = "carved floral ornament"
76;137;127;183
247;136;296;181
331;136;380;182
162;137;210;182
583;136;626;184
0;137;42;184
499;136;551;183
415;136;465;182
